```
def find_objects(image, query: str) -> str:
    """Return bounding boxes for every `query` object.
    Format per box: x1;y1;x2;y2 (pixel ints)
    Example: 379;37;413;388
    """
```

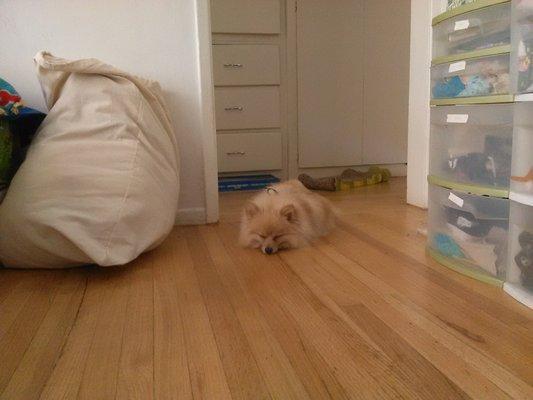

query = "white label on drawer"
456;216;473;228
448;192;464;207
446;114;469;123
454;19;470;31
448;61;466;73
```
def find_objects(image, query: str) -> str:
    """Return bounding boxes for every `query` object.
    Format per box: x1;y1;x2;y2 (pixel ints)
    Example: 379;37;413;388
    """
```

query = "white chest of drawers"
211;0;283;174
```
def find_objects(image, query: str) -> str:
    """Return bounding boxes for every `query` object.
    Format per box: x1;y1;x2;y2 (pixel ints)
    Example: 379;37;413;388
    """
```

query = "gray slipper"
298;174;336;191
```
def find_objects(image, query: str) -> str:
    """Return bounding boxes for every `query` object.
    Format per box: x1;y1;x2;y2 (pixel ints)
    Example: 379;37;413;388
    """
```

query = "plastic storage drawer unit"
427;184;509;284
431;53;511;102
511;0;533;94
505;200;533;306
429;104;513;191
433;2;511;62
510;101;533;203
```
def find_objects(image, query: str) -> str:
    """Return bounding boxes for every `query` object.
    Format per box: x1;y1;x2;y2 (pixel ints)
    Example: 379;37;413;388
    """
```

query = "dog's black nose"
265;247;273;255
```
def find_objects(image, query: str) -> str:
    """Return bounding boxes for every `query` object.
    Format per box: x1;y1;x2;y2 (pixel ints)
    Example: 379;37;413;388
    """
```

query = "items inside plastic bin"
515;0;533;92
446;21;509;55
439;4;510;57
445;134;512;187
433;58;510;98
447;0;476;11
432;196;509;278
514;230;533;288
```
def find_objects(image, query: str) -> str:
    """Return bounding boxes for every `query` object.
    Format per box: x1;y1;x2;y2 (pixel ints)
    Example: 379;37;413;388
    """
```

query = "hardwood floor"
0;178;532;399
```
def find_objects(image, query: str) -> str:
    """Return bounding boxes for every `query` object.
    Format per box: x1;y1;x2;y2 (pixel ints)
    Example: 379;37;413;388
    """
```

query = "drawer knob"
223;63;243;68
226;151;246;156
224;106;244;111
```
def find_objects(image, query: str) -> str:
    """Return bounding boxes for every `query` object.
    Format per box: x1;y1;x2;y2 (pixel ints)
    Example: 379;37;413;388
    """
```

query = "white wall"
0;0;216;222
407;0;432;209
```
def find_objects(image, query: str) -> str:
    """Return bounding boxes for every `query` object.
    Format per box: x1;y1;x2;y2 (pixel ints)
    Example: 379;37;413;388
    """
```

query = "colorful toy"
433;76;465;98
0;78;46;195
298;167;391;192
433;72;510;99
511;168;533;193
457;75;492;97
0;78;23;118
434;233;465;258
512;168;533;183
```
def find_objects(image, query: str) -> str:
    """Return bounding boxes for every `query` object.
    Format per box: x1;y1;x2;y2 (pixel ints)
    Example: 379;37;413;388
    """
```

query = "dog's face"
240;201;300;254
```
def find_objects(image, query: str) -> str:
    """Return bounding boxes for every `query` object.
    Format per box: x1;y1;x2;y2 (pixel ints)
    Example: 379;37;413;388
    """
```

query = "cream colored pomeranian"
239;180;337;254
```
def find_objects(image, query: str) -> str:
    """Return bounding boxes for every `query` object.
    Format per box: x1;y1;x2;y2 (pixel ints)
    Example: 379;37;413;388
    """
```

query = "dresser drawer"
432;2;510;62
429;104;513;190
428;183;509;280
217;132;282;172
431;53;510;103
210;0;280;34
215;86;280;130
213;44;280;86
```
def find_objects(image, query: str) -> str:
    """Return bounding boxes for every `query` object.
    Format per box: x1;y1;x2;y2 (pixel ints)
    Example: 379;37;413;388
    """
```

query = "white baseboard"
175;207;207;226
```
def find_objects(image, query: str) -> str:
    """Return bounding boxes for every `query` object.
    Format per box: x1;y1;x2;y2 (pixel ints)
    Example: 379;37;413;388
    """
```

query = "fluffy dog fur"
239;180;337;254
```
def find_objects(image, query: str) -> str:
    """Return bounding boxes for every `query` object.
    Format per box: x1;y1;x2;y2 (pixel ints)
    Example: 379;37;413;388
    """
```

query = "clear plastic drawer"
433;3;511;61
428;184;509;282
430;104;513;190
431;53;510;100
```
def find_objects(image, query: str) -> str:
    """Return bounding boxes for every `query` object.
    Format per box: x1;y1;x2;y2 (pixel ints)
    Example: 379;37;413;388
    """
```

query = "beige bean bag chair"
0;52;179;268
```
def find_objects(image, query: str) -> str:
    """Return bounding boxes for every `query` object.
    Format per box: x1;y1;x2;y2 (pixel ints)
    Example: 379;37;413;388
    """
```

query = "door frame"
196;0;219;223
286;0;299;179
202;0;421;209
406;0;432;208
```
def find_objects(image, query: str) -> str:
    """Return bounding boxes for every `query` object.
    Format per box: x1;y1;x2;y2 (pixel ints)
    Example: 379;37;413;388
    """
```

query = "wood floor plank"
0;271;86;400
217;223;423;400
344;212;533;326
0;272;62;394
153;238;193;400
0;270;28;306
0;273;45;340
349;303;473;399
172;231;233;400
184;227;272;400
116;255;155;400
76;269;131;400
292;244;512;399
329;223;533;384
279;248;472;400
39;271;111;400
313;240;532;399
199;225;314;400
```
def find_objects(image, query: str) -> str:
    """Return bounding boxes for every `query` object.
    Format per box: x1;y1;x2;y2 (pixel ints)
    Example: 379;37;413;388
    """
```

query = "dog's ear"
280;204;297;222
245;201;260;219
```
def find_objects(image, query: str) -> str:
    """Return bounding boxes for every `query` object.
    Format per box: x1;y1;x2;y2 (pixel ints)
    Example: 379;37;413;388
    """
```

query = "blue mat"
219;174;280;192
